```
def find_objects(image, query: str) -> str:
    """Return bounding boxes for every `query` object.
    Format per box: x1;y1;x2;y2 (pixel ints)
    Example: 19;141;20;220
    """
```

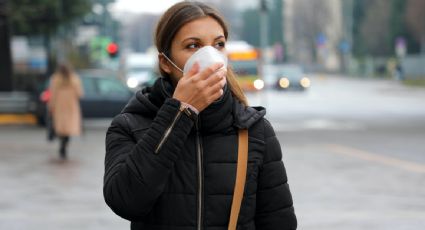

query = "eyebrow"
182;35;225;43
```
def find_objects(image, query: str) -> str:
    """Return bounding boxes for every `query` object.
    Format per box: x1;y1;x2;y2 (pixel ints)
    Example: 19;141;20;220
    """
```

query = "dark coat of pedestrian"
103;2;297;229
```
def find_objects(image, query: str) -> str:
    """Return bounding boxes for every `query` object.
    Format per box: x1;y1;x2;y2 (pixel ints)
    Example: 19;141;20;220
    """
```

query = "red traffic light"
106;42;119;56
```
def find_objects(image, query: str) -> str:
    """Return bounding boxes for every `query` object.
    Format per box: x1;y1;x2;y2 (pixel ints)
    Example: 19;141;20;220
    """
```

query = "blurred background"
0;0;424;229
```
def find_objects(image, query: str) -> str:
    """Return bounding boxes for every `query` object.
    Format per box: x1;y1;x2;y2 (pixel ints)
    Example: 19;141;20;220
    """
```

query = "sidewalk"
0;91;37;125
0;113;37;125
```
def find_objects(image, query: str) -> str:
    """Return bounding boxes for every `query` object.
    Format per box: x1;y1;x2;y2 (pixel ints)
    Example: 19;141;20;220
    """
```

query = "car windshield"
81;77;97;97
230;60;258;76
278;67;303;79
80;74;116;79
76;70;128;97
129;67;153;73
97;78;129;96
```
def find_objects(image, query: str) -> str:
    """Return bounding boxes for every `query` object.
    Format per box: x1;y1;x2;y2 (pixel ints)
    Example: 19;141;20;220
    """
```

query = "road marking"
326;144;425;173
271;119;365;132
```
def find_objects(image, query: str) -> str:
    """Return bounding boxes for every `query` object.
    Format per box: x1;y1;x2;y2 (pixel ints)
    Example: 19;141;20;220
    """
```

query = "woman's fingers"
205;69;226;87
174;62;226;112
210;88;224;102
207;79;224;98
186;62;200;78
197;63;224;80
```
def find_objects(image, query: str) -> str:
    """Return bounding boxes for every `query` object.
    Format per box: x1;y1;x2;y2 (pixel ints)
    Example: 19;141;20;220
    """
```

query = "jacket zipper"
196;118;204;230
154;110;183;154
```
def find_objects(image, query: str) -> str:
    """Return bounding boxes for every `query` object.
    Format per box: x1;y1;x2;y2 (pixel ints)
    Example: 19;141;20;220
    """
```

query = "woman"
48;63;83;159
104;2;297;229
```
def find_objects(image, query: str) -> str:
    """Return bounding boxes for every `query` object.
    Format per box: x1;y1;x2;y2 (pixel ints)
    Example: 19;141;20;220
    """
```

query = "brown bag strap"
228;129;248;230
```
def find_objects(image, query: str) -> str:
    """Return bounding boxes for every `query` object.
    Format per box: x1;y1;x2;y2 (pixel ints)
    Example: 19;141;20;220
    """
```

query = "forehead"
174;16;225;41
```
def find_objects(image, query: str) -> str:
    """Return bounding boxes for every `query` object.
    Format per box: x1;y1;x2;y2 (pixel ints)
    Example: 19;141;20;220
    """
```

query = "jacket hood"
233;101;266;129
121;77;266;131
120;88;157;118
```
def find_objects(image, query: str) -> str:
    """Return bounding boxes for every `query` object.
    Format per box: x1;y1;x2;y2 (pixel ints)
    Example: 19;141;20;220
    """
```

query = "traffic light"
106;42;119;58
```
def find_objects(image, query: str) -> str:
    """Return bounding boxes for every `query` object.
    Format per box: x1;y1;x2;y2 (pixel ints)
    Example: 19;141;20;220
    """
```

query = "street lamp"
259;0;269;106
259;0;269;75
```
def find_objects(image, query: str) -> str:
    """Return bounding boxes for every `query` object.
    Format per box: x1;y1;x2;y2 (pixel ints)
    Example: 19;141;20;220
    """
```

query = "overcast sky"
111;0;181;14
110;0;257;14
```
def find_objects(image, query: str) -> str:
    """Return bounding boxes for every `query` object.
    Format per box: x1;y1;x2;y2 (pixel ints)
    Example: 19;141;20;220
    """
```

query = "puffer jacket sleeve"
103;98;194;221
255;119;297;229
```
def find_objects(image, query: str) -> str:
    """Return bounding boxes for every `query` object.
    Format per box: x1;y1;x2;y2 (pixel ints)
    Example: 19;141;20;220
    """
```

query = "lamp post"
259;0;269;105
260;0;269;69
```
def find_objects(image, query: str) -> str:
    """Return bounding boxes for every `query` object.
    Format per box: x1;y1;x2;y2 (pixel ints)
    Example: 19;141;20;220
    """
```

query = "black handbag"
46;113;56;141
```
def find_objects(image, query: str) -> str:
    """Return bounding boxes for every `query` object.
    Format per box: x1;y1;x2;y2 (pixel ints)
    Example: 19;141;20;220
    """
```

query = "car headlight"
253;79;265;90
300;77;310;88
127;78;139;88
279;77;290;88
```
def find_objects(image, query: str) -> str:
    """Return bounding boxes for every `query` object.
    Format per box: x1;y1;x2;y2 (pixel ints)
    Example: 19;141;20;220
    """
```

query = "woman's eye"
186;43;199;49
215;41;225;49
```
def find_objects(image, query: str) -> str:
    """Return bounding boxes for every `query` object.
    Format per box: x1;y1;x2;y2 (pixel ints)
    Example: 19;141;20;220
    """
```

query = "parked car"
35;69;133;125
272;65;311;91
124;53;157;90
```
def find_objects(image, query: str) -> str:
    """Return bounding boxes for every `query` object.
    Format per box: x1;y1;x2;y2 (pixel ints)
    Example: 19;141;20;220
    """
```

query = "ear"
158;53;172;74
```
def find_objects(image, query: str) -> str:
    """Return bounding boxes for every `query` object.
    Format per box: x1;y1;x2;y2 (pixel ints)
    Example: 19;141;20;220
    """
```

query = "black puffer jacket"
104;78;297;230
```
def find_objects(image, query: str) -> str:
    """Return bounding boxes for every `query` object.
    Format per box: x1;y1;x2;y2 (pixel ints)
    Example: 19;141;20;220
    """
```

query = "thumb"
186;62;200;77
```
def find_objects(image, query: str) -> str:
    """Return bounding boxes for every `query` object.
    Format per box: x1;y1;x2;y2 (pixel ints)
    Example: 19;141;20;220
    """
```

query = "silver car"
267;64;311;91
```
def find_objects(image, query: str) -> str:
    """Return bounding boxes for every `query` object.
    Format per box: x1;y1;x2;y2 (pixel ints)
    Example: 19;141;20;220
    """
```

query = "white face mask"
162;46;227;74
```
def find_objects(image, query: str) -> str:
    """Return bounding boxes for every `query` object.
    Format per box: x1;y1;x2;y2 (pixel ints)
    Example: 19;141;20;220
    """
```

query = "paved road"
256;75;425;229
280;125;425;230
0;75;424;229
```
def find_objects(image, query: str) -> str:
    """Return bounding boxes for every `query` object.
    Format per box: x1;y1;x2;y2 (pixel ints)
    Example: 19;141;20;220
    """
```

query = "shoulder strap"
228;129;248;230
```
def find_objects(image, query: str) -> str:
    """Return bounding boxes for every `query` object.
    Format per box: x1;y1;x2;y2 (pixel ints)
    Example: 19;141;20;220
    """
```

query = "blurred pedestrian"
395;61;404;81
103;1;296;229
48;63;83;160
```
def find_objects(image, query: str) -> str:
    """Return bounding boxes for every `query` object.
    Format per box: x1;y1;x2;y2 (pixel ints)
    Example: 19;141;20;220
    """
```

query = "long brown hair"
154;1;248;106
56;63;73;85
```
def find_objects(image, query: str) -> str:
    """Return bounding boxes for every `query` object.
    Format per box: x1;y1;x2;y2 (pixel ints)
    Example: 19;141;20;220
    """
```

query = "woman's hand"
173;62;227;112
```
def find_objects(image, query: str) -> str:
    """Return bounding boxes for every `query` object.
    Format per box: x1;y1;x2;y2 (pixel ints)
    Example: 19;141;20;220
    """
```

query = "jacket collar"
121;77;266;134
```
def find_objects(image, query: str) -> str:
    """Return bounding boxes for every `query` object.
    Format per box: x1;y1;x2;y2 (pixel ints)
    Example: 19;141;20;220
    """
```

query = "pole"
0;0;13;91
259;0;269;106
342;0;353;75
260;0;269;71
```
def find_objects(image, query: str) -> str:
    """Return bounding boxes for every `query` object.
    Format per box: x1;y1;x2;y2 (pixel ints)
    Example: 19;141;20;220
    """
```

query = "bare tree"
359;0;392;57
292;0;331;63
124;14;159;53
405;0;425;53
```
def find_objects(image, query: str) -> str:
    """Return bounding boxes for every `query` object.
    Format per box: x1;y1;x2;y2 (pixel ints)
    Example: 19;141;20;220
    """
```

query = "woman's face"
160;16;226;82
